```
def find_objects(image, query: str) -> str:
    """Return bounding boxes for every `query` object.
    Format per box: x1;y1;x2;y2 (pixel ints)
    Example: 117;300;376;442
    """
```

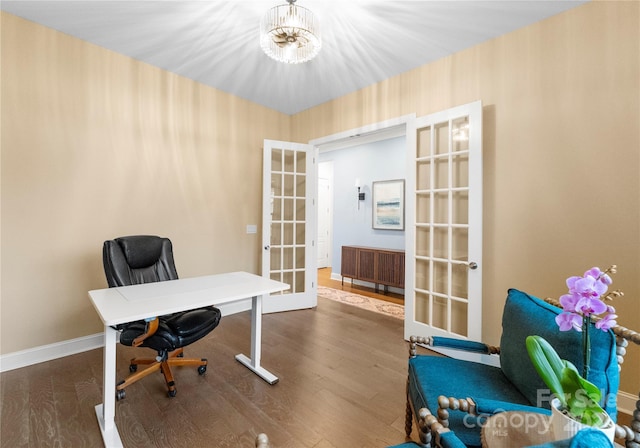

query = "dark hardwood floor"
0;295;414;447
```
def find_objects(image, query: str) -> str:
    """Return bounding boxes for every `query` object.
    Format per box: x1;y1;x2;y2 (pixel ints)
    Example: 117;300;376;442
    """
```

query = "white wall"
319;136;406;274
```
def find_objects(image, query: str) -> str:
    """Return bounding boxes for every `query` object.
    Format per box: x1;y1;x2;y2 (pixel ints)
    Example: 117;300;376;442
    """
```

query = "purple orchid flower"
556;312;583;331
584;267;613;286
575;296;608;317
549;266;621;381
595;313;618;331
571;275;608;300
559;293;579;313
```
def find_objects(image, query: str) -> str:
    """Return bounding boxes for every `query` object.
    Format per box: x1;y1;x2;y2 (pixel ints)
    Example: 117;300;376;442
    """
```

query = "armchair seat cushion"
408;355;533;447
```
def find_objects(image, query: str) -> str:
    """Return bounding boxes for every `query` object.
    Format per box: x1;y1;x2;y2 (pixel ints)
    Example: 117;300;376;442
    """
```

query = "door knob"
468;261;478;270
264;245;270;251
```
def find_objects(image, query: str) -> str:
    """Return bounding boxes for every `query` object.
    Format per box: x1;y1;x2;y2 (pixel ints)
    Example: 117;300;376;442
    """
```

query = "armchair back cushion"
499;289;619;419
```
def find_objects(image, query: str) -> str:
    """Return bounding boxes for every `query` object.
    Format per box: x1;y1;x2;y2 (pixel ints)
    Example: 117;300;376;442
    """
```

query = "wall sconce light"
355;178;365;209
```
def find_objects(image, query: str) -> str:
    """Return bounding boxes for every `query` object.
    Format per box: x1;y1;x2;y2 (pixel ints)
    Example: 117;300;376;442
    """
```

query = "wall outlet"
246;225;257;234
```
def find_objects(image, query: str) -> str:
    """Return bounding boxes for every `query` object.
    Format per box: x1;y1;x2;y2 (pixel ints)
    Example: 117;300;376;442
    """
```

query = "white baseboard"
0;332;104;373
0;300;252;373
617;390;638;416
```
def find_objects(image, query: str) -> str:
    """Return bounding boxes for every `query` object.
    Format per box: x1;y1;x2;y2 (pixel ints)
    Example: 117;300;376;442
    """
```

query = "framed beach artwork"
372;179;405;230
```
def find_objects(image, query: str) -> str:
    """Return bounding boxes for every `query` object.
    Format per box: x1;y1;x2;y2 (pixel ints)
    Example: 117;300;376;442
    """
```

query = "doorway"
309;102;483;342
311;117;412;306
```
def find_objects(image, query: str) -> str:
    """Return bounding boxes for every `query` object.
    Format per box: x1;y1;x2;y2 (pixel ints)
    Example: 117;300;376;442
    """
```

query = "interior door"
262;139;317;313
404;101;483;341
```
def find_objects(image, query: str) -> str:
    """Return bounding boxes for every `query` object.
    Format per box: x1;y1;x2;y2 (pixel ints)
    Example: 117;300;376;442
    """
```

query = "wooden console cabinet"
341;246;405;293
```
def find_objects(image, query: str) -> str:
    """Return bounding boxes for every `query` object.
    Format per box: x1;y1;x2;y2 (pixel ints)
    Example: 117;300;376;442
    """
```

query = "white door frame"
310;116;413;151
317;161;333;268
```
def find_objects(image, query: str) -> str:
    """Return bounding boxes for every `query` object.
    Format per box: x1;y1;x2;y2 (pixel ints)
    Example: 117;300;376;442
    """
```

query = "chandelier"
260;0;321;64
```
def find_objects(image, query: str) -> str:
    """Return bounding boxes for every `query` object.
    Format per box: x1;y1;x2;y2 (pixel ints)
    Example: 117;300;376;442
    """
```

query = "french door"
261;140;317;313
404;101;483;341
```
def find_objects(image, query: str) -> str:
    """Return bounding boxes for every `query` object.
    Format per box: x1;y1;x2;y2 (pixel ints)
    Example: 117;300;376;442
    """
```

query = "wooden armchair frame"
406;297;640;448
415;406;459;448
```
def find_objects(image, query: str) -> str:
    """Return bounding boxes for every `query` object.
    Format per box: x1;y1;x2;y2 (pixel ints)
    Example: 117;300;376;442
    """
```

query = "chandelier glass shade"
260;0;321;64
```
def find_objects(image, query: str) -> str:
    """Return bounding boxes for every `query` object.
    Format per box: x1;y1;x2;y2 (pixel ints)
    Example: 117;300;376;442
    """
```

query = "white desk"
88;271;289;448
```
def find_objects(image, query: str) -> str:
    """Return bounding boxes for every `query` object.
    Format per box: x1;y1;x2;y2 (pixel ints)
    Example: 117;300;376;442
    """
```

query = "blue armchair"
404;288;640;447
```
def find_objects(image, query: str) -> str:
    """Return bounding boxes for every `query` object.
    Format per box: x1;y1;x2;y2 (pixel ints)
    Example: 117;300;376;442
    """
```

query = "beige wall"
0;13;291;352
1;1;638;396
292;1;639;394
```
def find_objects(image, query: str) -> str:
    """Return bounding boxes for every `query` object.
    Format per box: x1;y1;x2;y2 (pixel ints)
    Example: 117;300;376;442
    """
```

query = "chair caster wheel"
168;389;177;398
129;364;137;372
198;365;207;375
116;389;126;401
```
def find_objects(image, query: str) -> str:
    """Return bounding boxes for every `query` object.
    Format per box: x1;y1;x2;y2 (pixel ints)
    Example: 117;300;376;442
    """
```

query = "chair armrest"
436;431;468;448
435;396;551;432
473;397;551;416
415;407;464;448
435;395;478;429
131;317;159;347
409;335;500;358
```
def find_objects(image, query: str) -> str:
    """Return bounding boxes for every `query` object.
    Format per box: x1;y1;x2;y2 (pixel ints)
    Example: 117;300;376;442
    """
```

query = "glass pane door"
262;140;317;313
405;101;482;340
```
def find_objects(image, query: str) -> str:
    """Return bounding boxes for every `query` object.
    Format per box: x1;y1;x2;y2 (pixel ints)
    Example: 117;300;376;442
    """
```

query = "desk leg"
95;325;123;447
235;294;279;385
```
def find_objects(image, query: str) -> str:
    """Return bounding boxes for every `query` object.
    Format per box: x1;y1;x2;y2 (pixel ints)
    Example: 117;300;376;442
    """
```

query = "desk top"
89;271;289;326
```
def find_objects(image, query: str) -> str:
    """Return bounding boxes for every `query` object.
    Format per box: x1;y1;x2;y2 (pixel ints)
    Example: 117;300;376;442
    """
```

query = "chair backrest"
103;235;179;287
499;288;619;420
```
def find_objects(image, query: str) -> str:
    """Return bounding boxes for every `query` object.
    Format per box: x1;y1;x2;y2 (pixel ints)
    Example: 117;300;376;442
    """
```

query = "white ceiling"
2;1;586;115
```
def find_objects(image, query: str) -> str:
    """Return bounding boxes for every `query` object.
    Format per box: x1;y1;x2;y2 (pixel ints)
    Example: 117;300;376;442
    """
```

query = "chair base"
115;348;207;399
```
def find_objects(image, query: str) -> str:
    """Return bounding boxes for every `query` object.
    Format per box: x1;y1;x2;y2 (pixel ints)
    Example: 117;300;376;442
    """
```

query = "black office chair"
102;235;222;399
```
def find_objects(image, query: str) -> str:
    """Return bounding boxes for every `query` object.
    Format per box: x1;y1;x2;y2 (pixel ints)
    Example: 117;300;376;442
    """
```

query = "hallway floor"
317;267;404;306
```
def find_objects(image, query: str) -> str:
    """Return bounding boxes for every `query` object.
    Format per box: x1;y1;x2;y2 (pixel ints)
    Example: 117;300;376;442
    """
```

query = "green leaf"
560;367;605;424
526;335;608;427
526;335;565;402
